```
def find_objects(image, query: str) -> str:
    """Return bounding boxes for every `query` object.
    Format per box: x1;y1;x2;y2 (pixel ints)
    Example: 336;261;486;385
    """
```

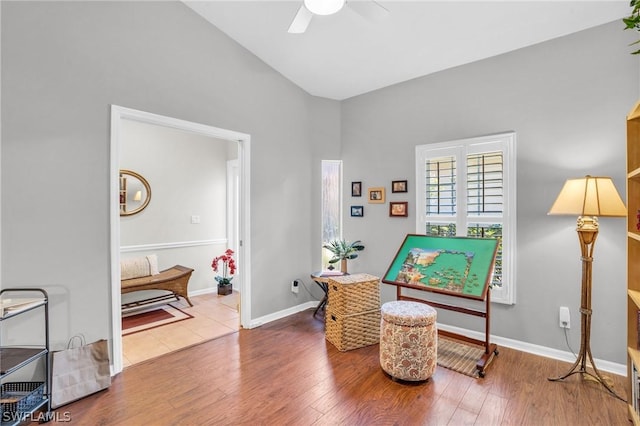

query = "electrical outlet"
291;280;299;294
559;306;570;329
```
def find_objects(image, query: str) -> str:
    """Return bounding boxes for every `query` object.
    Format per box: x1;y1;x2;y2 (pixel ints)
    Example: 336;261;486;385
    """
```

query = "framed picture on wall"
368;187;385;204
351;205;364;217
392;180;408;193
389;202;408;217
352;181;362;197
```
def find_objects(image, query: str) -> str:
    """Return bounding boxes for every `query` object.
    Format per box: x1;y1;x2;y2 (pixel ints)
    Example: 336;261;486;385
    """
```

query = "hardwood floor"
65;310;629;425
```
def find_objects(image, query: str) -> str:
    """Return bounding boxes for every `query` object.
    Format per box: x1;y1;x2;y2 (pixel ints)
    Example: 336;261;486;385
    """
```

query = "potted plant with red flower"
212;248;236;295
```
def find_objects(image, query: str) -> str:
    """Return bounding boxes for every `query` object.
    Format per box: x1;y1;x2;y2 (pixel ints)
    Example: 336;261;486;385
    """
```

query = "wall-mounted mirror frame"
119;169;151;216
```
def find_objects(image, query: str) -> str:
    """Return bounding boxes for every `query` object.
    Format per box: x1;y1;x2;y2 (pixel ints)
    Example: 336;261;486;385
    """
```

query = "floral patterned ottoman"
379;301;437;381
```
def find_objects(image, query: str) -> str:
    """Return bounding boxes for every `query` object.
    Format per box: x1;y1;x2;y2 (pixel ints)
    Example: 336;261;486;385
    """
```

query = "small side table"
310;271;345;317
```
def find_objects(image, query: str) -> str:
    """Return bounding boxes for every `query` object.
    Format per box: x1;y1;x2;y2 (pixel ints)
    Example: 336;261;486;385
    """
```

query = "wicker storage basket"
325;308;381;351
327;273;380;315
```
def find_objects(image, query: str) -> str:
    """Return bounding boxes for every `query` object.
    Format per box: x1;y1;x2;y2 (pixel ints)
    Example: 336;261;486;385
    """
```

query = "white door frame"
227;159;239;290
109;105;252;374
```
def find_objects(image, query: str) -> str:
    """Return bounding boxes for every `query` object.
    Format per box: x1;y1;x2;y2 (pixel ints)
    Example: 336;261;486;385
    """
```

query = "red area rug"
122;304;193;336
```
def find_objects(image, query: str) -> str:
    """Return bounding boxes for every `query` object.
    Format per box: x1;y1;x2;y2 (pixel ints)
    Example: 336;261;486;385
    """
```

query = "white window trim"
415;132;516;304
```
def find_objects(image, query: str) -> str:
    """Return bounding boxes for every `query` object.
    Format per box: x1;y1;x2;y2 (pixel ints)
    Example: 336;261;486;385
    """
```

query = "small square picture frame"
351;181;362;197
389;201;408;217
392;180;408;193
368;187;385;204
351;205;364;217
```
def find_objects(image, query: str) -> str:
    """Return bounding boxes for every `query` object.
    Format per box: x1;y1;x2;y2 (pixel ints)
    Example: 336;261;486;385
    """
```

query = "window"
321;160;342;269
416;132;516;304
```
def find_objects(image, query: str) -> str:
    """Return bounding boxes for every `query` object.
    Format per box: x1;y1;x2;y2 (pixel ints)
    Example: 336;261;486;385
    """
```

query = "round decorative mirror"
119;169;151;216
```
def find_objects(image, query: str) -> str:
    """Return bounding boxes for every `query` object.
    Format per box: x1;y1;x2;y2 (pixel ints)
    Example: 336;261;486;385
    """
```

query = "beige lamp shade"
548;175;626;217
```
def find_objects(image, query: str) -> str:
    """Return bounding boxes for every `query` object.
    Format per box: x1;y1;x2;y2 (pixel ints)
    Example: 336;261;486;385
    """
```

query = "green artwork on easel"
383;234;499;300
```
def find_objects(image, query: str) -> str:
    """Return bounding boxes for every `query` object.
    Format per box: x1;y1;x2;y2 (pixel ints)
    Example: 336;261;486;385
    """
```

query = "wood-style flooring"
65;309;629;425
122;292;240;367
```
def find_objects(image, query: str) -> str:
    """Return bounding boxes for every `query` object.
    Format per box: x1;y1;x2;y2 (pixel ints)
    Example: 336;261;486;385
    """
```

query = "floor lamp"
547;175;627;400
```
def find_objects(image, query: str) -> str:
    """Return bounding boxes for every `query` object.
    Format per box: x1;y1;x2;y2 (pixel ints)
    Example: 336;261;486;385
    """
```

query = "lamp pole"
547;216;625;401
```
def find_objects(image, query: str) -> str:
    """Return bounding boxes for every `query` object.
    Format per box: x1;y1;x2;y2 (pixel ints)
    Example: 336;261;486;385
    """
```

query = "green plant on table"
323;239;365;270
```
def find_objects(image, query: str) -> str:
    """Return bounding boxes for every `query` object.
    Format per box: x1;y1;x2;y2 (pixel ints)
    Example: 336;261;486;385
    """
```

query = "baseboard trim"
249;302;319;329
437;323;626;376
188;288;317;329
189;287;218;297
196;296;627;375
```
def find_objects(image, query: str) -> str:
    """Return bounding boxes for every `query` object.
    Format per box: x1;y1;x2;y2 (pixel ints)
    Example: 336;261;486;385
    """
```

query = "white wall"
120;119;235;297
341;20;639;364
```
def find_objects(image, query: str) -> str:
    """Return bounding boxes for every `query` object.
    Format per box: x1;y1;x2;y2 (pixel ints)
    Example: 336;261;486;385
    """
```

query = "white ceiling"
185;1;631;100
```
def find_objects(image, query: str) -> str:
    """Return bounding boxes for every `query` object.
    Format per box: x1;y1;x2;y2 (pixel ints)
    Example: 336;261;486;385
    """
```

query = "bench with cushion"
121;255;194;308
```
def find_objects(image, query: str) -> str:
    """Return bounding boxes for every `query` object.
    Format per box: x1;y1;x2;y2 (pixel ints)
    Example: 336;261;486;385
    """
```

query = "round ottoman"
379;301;437;381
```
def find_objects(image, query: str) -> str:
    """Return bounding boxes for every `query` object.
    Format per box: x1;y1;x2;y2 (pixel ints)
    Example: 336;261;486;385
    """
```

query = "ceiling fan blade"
348;0;389;22
288;5;313;34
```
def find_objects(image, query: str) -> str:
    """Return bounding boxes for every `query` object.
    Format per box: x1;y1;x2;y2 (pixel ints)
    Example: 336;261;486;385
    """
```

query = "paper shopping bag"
51;335;111;408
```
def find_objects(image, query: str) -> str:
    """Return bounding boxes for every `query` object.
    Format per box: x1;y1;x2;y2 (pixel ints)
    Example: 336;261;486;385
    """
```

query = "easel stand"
397;286;498;378
547;222;625;401
383;234;501;377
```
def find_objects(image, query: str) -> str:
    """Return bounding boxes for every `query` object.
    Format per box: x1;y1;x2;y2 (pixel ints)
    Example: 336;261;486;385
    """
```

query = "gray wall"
1;1;333;349
1;1;638;365
341;21;639;364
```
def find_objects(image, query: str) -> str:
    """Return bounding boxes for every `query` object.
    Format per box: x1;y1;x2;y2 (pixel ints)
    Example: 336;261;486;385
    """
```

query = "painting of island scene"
383;234;499;300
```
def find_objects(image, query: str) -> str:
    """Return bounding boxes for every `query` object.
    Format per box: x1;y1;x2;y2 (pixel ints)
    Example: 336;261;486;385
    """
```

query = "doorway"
109;105;251;374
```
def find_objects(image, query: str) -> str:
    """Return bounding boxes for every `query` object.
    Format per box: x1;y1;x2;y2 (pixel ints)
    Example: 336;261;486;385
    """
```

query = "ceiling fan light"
304;0;345;16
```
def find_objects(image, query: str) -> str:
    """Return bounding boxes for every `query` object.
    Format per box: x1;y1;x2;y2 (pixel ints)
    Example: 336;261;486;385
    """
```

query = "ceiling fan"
288;0;389;34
